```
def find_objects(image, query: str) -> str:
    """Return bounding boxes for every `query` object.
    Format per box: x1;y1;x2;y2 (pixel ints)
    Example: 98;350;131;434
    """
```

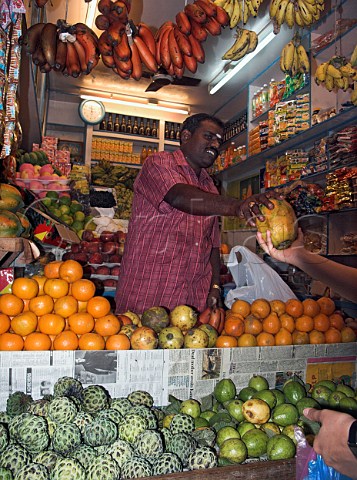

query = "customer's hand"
238;191;284;227
257;228;305;264
303;408;357;479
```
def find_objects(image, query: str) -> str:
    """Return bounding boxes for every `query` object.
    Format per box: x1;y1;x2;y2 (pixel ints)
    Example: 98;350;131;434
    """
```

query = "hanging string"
64;0;69;23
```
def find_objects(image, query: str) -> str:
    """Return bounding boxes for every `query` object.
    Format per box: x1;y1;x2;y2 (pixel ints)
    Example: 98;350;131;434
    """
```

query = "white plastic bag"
225;246;296;309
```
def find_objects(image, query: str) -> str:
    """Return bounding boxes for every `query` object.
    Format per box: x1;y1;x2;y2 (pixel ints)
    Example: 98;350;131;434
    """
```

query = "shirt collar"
173;149;212;183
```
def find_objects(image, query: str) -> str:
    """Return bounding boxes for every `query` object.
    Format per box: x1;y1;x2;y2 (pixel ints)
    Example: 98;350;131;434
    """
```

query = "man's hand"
238;191;284;227
207;287;222;309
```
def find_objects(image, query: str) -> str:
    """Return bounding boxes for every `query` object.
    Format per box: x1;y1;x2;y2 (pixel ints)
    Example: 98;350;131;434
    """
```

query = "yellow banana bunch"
314;56;356;92
269;0;325;29
214;0;263;28
279;37;310;76
222;27;258;61
350;44;357;67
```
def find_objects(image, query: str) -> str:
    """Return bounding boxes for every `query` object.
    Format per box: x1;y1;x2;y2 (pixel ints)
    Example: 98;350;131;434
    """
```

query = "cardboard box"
0;238;40;267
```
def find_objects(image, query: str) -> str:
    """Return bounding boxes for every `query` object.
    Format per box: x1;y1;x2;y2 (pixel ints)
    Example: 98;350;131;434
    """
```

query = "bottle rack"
100;113;159;139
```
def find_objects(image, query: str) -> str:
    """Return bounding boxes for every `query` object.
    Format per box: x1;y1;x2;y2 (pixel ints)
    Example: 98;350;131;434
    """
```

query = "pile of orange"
0;260;133;352
214;297;356;348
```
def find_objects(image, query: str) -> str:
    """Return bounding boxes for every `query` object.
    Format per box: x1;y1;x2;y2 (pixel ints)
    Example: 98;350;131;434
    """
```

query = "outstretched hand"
238;191;284;227
256;228;305;264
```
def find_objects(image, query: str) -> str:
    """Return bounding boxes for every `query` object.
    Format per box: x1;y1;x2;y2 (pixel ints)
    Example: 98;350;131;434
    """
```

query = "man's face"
181;119;223;171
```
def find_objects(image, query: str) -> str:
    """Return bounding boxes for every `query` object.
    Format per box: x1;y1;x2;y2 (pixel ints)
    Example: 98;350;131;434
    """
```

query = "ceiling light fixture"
80;94;190;115
209;30;276;95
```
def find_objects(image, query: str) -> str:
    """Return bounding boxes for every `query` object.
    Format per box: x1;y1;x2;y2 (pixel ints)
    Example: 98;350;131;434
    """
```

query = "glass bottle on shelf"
140;145;147;164
138;118;145;136
106;113;113;131
126;117;132;134
147;145;153;157
132;118;139;135
262;84;269;112
175;124;181;140
120;115;127;133
169;123;175;139
114;114;120;132
252;93;257;119
99;115;106;130
151;120;158;137
145;120;152;136
164;122;169;139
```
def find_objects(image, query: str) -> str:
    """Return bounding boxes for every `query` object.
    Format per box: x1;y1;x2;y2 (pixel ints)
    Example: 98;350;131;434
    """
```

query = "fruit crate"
144;459;296;479
0;238;38;267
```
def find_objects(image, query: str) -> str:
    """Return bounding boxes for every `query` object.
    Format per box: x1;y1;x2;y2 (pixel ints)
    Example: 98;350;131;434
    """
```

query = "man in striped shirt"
115;113;278;315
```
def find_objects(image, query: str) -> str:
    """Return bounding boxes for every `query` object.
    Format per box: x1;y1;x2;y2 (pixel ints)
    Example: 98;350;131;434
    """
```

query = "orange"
329;313;345;331
237;333;257;347
215;335;238;348
38;313;65;335
44;261;63;279
0;293;24;316
285;299;304;318
59;260;83;283
24;332;52;351
220;243;230;254
95;314;121;337
0;314;10;334
71;279;96;302
78;332;105;350
29;295;54;317
106;333;131;350
231;299;251;318
251;299;271;319
53;295;78;318
324;327;342;344
32;275;47;295
302;299;320;317
44;279;69;299
257;332;275;346
309;330;326;344
11;311;38;336
313;313;330;332
317;297;335;316
262;312;281;334
295;315;314;333
11;277;39;300
0;332;24;350
280;313;295;333
225;311;244;323
270;300;286;316
22;299;30;312
68;312;95;335
77;301;88;313
224;317;244;337
292;330;310;345
87;296;111;318
275;328;293;346
53;330;79;350
341;326;356;343
244;316;263;336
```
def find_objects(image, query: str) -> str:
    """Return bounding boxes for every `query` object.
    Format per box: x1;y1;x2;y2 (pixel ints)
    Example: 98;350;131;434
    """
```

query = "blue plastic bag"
306;454;353;480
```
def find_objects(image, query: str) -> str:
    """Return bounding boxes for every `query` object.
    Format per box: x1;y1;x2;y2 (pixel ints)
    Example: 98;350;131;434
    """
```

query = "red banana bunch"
198;306;225;334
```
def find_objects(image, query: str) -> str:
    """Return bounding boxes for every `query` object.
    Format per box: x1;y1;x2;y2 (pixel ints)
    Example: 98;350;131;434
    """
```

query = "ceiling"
33;0;327;122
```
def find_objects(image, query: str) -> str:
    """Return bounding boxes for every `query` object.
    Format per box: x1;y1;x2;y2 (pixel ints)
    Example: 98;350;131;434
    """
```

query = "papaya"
0;210;24;237
0;184;24;212
16;212;32;238
256;199;297;250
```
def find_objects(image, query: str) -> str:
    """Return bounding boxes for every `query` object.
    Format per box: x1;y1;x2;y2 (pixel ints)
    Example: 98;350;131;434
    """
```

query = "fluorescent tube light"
209;31;277;95
80;94;190;115
85;1;97;28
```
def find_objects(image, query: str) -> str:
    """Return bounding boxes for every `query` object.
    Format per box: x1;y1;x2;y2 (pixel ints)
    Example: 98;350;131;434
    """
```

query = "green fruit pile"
42;192;94;235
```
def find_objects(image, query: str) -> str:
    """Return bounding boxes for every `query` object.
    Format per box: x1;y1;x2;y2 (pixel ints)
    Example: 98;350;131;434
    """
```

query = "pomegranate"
130;326;158;350
170;305;197;331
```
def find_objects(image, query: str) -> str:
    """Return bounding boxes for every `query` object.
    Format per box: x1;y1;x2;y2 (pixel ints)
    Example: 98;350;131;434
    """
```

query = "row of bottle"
140;145;157;164
164;122;181;141
100;114;159;137
223;113;247;142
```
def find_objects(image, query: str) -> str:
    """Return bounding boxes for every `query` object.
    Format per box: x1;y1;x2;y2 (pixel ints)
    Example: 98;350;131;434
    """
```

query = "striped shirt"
114;149;220;314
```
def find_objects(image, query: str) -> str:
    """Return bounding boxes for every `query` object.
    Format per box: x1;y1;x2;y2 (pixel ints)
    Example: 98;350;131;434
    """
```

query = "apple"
62;252;74;261
111;266;120;276
71;253;89;264
29;180;43;190
87;243;101;253
96;266;111;275
70;244;81;253
20;170;32;179
103;279;117;288
109;254;122;264
15;180;26;188
100;231;116;242
89;252;104;265
81;230;94;242
83;265;95;276
39;164;54;175
102;242;118;255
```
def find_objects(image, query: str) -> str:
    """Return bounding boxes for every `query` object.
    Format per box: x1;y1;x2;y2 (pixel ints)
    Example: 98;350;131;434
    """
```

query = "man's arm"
207;247;222;308
164;184;281;226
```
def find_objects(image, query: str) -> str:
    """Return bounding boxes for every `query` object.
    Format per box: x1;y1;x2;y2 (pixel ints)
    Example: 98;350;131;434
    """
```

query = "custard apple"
134;429;163;461
32;451;61;473
72;411;93;434
152;452;183;475
48;396;78;424
167;432;197;467
120;455;152;479
127;390;153;408
0;423;9;453
50;457;86;480
53;377;84;401
16;413;49;454
0;467;13;480
0;443;31;476
187;446;218;470
82;385;109;414
52;423;81;455
118;413;148;444
69;444;97;470
86;454;120;480
13;462;48;480
106;438;134;468
83;418;117;447
6;392;33;418
96;408;123;425
131;405;158;429
169;413;195;434
110;398;133;416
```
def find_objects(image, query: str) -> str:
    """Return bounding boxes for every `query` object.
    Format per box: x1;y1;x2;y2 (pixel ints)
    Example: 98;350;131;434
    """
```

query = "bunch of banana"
214;0;263;27
280;37;310;76
314;56;356;92
222;27;258;61
270;0;325;30
19;21;100;76
351;44;357;67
